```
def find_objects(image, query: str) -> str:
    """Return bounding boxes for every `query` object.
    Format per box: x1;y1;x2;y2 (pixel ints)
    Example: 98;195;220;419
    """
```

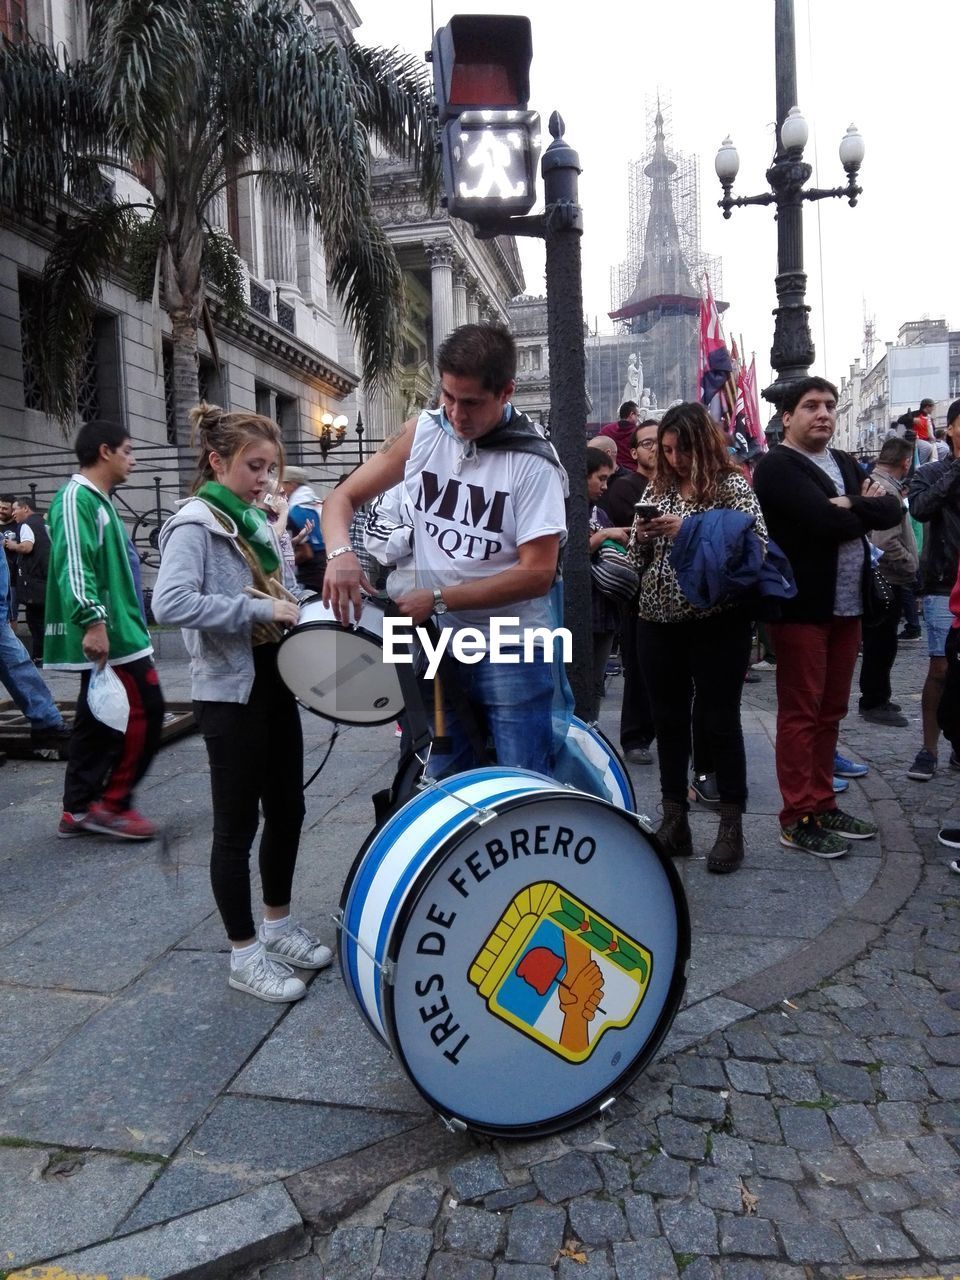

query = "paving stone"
815;1063;876;1102
658;1115;708;1159
0;951;285;1156
0;988;105;1090
325;1226;383;1279
857;1178;919;1213
557;1252;615;1280
876;1100;925;1135
567;1194;627;1245
922;1008;960;1036
840;1215;919;1261
729;1094;782;1143
751;1144;802;1181
389;1180;445;1227
606;1114;661;1153
724;1029;779;1061
709;1134;753;1173
798;1185;863;1219
596;1153;631;1193
799;1149;864;1184
774;1035;822;1064
745;1177;804;1223
928;1035;960;1064
725;1060;770;1094
828;1102;880;1145
450;1155;508;1202
908;1133;959;1166
613;1238;679;1279
633;1152;692;1196
624;1191;658;1239
673;1085;727;1123
821;983;868;1009
778;1219;850;1264
902;1207;960;1255
831;1035;874;1063
375;1225;434;1279
660;1199;719;1256
880;1065;931;1101
766;1065;820;1102
0;1146;158;1269
677;1056;727;1088
494;1265;554;1279
696;1167;743;1212
51;1182;305;1280
680;1260;717;1280
717;1215;778;1257
444;1206;505;1257
504;1202;566;1264
531;1151;602;1203
428;1255;494;1280
855;1138;920;1175
262;1254;324;1280
484;1184;538;1212
925;1100;960;1131
793;1011;841;1037
927;1066;960;1099
778;1105;833;1150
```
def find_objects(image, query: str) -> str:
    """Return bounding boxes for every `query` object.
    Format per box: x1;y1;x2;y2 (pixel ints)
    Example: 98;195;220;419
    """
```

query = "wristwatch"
433;588;448;615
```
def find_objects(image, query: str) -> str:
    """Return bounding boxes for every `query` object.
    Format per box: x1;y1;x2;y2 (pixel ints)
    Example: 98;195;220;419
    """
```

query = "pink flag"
741;355;765;449
698;273;724;390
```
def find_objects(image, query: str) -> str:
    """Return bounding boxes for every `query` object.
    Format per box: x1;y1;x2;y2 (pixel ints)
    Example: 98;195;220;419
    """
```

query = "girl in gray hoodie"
152;403;332;1002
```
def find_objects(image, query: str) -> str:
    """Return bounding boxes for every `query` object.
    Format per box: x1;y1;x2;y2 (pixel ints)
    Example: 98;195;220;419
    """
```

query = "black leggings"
638;608;752;807
195;646;305;941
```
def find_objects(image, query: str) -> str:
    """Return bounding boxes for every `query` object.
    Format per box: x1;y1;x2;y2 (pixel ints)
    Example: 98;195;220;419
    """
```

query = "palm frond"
328;215;405;388
33;201;140;420
87;0;199;162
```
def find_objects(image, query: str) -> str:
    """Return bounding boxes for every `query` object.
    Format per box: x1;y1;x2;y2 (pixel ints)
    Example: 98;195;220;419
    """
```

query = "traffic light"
431;15;541;222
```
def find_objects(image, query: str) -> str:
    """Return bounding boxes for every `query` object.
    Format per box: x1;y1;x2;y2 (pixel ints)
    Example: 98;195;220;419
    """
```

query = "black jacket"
15;513;50;605
604;470;649;527
753;444;901;623
907;456;960;594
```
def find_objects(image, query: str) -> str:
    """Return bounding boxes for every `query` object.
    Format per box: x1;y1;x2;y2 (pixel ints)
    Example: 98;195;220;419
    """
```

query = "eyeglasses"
635;440;657;450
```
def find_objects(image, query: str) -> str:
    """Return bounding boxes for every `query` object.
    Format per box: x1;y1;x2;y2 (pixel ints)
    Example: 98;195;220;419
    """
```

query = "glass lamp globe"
715;137;740;184
780;106;809;152
839;123;865;170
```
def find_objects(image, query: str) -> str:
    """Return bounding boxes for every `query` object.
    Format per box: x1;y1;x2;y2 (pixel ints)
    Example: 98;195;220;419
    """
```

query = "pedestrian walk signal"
442;110;541;219
431;15;540;221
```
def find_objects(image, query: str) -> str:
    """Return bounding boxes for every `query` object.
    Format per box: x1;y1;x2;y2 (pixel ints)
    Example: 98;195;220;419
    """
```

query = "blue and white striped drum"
338;767;689;1137
565;716;636;812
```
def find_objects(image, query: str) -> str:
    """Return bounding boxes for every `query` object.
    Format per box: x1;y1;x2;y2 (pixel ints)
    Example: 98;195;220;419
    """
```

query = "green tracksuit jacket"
44;474;152;670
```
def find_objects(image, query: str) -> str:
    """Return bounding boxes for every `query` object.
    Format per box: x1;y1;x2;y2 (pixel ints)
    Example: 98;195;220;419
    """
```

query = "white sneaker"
260;922;333;971
751;659;776;671
229;946;307;1003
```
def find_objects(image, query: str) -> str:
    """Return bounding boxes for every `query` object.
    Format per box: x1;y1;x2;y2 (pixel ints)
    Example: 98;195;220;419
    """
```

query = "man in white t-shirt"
322;324;567;775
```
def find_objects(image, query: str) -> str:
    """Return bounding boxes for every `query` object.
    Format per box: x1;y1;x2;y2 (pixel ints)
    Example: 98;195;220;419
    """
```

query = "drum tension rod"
332;910;396;984
417;775;498;827
437;1114;468;1134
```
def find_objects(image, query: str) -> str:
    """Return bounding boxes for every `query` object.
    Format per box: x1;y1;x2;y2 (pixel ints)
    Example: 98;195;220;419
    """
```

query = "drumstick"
243;584;299;603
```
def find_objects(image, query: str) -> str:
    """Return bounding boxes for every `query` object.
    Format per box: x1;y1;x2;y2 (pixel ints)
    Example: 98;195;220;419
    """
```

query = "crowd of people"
4;323;960;1009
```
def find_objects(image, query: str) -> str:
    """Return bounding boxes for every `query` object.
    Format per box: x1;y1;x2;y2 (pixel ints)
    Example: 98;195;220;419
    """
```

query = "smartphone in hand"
633;503;660;522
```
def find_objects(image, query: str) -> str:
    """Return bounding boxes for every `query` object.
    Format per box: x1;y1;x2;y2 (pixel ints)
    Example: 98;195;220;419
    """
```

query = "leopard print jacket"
630;471;768;623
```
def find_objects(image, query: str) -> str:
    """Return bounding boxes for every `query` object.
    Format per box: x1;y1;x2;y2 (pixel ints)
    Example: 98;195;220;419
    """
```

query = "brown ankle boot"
708;803;744;873
656;799;693;858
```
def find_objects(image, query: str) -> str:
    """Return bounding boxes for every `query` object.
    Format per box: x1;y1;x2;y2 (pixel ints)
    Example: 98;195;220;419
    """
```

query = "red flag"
698;273;724;389
740;355;765;450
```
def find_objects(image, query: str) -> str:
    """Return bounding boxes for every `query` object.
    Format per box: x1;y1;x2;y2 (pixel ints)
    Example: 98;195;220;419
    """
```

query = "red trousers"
769;617;861;828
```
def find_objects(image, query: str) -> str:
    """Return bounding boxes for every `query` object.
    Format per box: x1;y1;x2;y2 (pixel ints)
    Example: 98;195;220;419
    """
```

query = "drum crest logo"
467;881;652;1063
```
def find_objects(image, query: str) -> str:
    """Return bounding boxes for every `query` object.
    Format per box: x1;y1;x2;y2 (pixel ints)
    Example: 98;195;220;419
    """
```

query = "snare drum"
276;596;403;725
338;767;689;1137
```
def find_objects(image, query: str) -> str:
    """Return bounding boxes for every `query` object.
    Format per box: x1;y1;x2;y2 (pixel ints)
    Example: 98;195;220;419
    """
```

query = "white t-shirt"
403;411;567;639
16;521;35;546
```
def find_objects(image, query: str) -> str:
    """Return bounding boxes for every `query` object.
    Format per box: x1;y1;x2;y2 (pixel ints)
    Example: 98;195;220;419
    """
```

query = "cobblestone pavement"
257;656;960;1280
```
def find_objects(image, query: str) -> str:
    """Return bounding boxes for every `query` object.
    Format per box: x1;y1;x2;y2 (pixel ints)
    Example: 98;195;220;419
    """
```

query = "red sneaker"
57;811;91;839
83;804;158;841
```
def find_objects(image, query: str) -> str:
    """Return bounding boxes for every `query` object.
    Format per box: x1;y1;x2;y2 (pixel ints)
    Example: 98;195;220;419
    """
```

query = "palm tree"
0;0;436;481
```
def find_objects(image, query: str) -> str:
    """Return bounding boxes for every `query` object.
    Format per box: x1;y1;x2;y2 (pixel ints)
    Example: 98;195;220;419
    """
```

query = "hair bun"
189;401;223;442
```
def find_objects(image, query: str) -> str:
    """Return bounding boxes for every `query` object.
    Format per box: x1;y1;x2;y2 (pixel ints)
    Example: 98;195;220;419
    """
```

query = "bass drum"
338;767;689;1138
276;596;403;725
565;716;636;812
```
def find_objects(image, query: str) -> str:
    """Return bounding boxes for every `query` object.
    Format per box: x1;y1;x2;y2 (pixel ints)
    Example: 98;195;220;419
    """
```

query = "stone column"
465;273;481;325
452;261;468;329
426;241;456;350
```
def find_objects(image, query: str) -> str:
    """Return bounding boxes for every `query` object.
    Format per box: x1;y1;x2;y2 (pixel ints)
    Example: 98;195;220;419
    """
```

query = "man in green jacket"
45;421;164;840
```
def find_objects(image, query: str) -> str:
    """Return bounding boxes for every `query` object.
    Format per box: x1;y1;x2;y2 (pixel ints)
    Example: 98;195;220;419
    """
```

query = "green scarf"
197;481;280;575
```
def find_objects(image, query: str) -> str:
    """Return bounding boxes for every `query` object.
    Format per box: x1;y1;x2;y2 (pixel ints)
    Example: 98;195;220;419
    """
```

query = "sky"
353;0;959;398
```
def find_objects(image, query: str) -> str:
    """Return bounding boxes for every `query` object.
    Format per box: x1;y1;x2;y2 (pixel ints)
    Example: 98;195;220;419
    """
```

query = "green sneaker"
780;815;849;859
816;809;878;841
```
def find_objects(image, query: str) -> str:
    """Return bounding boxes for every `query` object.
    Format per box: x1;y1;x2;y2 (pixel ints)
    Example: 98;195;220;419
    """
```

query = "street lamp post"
714;0;865;440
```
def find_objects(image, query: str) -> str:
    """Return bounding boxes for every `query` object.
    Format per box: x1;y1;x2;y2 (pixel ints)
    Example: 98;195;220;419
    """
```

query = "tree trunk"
170;308;200;494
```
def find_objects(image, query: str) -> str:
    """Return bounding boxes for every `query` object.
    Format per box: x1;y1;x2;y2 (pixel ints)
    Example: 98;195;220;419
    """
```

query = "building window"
0;0;26;43
20;276;120;423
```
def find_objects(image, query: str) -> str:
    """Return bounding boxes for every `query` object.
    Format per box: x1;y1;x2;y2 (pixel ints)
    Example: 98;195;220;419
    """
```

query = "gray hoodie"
152;499;281;703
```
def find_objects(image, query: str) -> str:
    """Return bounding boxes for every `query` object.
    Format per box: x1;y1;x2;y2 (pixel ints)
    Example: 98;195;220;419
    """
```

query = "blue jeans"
0;617;63;728
425;651;555;777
